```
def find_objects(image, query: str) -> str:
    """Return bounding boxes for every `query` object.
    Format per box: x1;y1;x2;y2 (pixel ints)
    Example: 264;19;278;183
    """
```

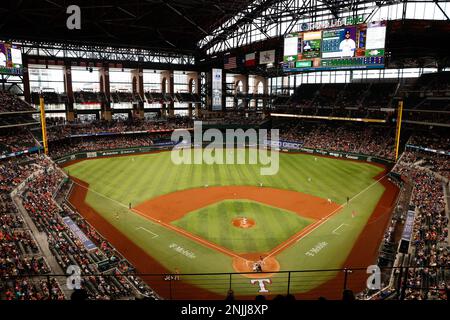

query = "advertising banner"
62;216;97;251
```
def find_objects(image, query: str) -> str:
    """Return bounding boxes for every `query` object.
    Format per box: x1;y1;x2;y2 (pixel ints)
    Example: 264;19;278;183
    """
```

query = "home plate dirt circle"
232;217;256;229
232;254;280;279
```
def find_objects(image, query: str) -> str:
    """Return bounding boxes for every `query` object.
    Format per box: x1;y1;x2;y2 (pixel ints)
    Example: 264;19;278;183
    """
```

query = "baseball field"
63;149;398;299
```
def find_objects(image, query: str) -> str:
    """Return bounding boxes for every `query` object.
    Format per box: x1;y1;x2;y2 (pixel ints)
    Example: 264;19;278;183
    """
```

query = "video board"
0;42;23;75
283;21;386;72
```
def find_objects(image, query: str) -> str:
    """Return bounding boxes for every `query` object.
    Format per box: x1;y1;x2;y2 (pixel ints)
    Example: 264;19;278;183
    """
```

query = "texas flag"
245;52;256;67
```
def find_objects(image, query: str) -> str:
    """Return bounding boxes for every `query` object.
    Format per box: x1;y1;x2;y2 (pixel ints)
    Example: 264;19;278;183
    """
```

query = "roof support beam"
165;3;209;36
433;0;450;21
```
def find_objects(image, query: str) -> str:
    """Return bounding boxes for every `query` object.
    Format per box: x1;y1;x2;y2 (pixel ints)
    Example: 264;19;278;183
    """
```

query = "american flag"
224;55;237;69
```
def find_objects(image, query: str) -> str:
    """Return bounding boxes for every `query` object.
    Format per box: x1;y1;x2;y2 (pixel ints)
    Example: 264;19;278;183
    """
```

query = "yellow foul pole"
39;96;48;155
394;100;403;161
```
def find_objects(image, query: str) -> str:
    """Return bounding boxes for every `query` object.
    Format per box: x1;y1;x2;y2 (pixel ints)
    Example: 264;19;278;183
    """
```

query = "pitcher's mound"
232;217;255;229
232;254;280;279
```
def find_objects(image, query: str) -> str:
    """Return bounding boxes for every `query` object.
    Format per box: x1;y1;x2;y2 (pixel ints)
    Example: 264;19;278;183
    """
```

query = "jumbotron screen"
283;21;386;72
0;42;23;75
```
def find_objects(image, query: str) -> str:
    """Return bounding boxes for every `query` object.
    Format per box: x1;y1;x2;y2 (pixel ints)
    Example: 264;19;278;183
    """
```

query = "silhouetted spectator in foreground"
71;288;88;301
285;294;296;301
225;289;235;301
342;289;355;301
273;294;285;302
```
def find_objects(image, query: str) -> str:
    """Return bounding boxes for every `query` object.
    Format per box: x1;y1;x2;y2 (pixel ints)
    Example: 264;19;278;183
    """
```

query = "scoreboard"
283;21;386;72
0;42;23;75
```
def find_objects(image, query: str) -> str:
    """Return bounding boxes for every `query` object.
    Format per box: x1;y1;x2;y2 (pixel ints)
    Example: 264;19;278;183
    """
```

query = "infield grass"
65;149;387;295
172;200;313;253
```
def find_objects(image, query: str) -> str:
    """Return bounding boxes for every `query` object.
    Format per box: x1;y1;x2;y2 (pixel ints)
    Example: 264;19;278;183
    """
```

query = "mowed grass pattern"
172;200;313;253
65;149;383;207
65;149;387;295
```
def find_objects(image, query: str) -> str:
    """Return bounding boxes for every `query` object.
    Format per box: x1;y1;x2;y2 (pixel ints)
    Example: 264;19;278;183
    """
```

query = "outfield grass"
172;200;313;253
66;149;383;206
65;149;386;295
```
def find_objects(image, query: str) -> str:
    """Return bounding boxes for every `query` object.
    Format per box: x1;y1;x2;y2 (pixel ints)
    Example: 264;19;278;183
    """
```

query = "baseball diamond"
63;148;399;298
1;1;449;308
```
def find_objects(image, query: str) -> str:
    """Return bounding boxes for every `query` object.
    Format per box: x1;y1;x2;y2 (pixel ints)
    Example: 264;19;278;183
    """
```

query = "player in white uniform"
339;31;356;57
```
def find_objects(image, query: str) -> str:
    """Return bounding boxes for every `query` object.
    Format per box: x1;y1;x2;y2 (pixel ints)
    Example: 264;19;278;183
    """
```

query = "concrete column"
131;68;144;119
253;75;268;110
233;74;249;109
22;58;31;104
64;64;75;121
196;74;202;118
99;66;112;121
186;72;199;119
161;70;174;117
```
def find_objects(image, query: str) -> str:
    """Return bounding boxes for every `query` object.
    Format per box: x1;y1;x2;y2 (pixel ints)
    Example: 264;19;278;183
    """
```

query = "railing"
1;266;448;300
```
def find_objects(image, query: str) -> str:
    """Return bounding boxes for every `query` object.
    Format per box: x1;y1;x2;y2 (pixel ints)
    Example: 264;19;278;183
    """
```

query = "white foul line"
267;171;389;258
136;227;159;239
332;223;348;235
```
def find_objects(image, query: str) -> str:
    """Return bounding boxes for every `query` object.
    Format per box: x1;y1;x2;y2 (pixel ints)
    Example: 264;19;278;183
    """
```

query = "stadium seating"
392;135;449;300
0;151;159;300
31;92;68;106
74;91;107;104
276;120;396;159
0;91;34;113
0;128;38;156
0;71;449;301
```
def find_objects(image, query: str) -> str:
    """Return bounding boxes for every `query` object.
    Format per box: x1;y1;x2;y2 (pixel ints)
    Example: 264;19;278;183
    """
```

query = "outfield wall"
54;143;394;166
54;143;176;165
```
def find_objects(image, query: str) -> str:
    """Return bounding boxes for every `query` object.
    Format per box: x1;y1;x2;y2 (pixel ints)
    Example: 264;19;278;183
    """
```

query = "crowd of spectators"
0;128;38;156
174;92;201;103
272;82;397;120
111;92;141;104
61;201;155;298
0;154;65;300
31;92;68;106
48;134;157;159
72;90;201;105
42;117;192;142
1;108;448;300
45;119;398;160
0;151;158;300
74;91;107;104
18;162;157;299
277;121;395;159
412;72;450;95
0;91;34;113
2;277;64;300
408;133;450;152
202;112;265;126
392;147;449;300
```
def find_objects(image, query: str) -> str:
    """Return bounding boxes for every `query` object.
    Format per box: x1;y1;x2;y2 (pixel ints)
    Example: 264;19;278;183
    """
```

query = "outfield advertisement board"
297;147;392;164
263;139;303;150
54;143;178;164
54;143;393;166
